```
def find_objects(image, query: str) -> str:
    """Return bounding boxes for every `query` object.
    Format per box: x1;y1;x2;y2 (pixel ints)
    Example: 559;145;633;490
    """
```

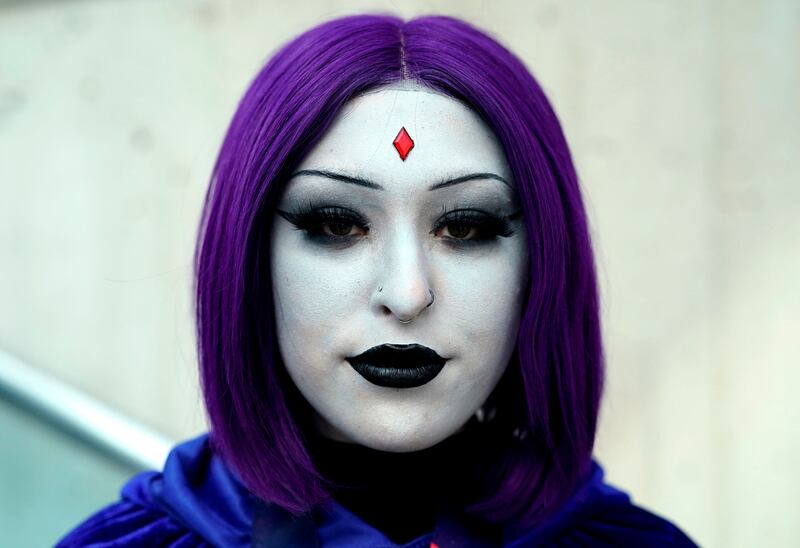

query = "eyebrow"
288;169;512;191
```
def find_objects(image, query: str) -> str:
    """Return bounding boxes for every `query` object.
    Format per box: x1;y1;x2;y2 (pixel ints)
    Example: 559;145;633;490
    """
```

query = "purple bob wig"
194;13;604;530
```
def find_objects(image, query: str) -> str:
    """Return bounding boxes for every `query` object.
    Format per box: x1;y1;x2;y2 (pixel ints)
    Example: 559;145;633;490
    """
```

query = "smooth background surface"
1;1;798;546
0;395;140;546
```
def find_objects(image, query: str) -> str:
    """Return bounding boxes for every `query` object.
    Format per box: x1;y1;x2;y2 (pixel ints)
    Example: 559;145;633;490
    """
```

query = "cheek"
446;244;529;344
270;235;364;362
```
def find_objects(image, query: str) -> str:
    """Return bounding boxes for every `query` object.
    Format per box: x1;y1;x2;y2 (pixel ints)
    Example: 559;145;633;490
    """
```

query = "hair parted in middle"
194;13;604;530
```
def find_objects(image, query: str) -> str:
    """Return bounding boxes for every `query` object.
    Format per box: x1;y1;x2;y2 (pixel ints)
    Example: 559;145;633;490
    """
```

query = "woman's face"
269;84;530;452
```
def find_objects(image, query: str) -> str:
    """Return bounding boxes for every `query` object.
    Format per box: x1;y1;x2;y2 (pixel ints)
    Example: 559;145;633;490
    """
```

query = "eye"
431;209;515;247
276;205;369;244
277;204;518;248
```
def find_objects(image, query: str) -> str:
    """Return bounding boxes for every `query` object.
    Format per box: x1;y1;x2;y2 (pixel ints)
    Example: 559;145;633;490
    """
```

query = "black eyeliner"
276;202;519;247
276;203;369;245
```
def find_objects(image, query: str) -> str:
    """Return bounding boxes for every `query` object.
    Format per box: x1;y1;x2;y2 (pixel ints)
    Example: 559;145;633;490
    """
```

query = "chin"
344;419;464;453
356;434;443;453
313;399;476;452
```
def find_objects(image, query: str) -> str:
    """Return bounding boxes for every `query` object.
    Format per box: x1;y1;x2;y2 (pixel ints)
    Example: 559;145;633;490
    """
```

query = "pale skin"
269;83;530;452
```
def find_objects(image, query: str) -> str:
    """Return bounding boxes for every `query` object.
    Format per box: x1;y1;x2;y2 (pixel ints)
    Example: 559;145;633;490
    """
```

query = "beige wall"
1;1;797;546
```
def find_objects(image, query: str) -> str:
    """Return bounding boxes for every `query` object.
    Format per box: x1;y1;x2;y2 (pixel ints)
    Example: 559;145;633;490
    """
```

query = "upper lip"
346;343;447;367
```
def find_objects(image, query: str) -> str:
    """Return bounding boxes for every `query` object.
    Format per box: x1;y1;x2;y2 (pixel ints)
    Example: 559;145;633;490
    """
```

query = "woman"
58;14;697;547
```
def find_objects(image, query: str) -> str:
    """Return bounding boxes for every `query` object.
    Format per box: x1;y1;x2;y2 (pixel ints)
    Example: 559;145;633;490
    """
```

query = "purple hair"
194;14;604;529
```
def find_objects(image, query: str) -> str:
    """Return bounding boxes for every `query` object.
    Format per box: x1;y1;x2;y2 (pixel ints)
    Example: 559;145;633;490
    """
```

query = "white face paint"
269;84;530;452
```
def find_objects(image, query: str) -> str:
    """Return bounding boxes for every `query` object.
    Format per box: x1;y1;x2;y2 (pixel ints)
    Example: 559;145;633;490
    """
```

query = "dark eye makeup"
276;200;520;249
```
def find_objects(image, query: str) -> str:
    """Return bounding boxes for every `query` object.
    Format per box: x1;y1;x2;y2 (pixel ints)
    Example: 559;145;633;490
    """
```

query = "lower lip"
347;361;446;388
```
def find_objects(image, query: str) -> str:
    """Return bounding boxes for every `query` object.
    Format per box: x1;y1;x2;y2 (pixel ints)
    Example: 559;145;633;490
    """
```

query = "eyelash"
276;203;516;248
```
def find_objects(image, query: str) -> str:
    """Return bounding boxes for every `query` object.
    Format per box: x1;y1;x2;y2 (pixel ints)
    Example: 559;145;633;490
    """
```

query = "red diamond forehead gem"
393;126;414;161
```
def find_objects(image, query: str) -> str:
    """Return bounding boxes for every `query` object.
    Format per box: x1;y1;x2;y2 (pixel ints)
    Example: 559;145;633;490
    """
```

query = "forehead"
292;85;513;192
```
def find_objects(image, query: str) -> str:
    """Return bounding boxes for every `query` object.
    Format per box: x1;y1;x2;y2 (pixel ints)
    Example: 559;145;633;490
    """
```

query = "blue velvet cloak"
56;434;699;547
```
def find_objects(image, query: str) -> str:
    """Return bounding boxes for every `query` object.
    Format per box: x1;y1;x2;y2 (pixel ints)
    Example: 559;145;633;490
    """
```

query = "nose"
372;233;435;323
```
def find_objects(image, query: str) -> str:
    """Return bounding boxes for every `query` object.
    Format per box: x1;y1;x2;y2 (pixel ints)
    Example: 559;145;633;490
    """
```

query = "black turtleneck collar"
304;420;493;545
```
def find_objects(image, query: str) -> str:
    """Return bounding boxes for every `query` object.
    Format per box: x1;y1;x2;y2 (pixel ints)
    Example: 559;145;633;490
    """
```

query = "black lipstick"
346;343;448;388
